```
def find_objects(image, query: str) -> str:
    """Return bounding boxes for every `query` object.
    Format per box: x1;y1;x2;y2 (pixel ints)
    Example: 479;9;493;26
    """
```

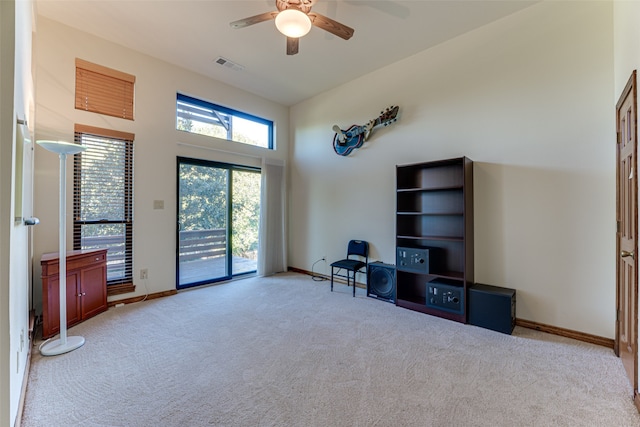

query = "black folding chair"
330;240;369;297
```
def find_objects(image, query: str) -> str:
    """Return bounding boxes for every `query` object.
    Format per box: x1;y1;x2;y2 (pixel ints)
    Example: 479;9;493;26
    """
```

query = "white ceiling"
36;0;536;106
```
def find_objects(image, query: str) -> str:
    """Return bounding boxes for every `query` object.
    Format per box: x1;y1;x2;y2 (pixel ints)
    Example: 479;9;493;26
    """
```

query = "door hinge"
617;220;621;233
617;309;621;322
617;131;621;145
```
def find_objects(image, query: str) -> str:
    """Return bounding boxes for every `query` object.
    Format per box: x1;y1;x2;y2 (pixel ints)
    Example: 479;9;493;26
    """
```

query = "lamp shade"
275;9;312;38
37;140;86;155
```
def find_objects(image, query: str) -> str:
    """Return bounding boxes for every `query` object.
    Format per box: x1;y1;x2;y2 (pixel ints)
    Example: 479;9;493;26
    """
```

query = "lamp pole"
37;140;87;356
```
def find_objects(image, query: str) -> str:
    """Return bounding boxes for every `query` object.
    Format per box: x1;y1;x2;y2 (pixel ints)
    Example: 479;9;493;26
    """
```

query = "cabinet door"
80;263;108;319
46;272;82;336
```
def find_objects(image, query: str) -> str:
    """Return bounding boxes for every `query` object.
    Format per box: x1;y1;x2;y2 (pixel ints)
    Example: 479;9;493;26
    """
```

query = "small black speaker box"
396;247;434;274
367;262;396;303
468;283;516;335
426;279;464;314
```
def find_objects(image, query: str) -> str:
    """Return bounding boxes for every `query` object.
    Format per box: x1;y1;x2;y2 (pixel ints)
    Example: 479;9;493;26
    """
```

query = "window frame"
176;93;274;150
73;124;135;295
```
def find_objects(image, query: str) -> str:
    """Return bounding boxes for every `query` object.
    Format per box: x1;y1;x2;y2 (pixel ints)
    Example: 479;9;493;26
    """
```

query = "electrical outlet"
140;269;148;280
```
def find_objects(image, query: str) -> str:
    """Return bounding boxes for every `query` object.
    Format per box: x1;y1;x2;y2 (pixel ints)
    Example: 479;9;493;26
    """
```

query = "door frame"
176;156;260;289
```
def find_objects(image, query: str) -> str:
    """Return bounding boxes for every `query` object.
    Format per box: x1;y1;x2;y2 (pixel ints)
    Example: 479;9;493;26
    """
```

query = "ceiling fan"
230;0;354;55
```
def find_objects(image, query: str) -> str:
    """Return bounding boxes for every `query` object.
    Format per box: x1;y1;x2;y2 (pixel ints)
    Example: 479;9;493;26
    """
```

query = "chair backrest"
347;240;369;261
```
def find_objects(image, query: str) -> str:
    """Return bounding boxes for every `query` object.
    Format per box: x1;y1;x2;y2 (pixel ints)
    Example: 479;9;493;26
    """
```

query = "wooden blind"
75;59;135;120
73;124;135;286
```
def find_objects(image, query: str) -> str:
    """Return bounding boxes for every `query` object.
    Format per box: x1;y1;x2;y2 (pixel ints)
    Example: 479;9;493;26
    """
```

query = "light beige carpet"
22;272;640;426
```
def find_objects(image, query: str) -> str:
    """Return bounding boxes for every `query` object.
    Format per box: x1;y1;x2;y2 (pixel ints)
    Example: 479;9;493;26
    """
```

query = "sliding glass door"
177;157;260;289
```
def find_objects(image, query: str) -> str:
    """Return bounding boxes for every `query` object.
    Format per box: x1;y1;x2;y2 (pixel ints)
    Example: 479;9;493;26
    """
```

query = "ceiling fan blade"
230;11;278;29
287;37;299;55
308;12;354;40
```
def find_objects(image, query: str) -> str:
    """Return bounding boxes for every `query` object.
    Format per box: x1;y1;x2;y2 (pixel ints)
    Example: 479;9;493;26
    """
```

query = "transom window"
176;93;273;149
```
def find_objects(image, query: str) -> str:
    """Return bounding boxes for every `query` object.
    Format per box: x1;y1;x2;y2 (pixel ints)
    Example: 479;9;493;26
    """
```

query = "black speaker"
396;246;434;274
468;283;516;335
367;262;396;303
426;279;464;315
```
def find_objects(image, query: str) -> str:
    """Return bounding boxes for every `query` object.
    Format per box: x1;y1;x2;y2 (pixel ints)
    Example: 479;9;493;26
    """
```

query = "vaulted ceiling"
36;1;536;106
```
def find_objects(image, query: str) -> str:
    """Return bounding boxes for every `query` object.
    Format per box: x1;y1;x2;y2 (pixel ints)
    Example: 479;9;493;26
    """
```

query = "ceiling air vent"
214;57;244;72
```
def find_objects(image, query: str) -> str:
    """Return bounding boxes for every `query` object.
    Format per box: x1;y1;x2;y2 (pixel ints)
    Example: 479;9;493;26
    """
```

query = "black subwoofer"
367;262;396;303
468;283;516;335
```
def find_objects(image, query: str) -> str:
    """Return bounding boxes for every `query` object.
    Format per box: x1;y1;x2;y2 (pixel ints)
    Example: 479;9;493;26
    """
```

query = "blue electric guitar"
332;106;399;156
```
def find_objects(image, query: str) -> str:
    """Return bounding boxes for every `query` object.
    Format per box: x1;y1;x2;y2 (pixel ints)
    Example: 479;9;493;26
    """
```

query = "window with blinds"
73;124;134;289
75;59;135;120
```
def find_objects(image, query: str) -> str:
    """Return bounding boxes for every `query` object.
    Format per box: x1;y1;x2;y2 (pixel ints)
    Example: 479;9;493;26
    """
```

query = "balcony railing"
82;229;255;285
179;228;226;262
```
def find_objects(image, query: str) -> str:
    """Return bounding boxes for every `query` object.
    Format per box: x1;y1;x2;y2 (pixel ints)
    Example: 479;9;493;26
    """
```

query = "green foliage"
179;164;228;230
179;164;260;260
232;170;260;259
177;115;266;148
178;117;228;140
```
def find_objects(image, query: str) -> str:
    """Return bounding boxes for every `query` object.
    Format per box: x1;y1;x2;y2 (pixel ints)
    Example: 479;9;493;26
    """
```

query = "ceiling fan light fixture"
275;9;312;38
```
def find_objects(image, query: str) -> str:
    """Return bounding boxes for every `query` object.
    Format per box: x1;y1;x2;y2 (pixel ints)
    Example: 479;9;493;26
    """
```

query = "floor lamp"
37;140;87;356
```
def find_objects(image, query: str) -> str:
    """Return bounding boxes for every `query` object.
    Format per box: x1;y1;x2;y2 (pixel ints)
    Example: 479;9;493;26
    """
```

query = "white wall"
289;1;615;338
1;0;35;425
613;0;640;401
614;1;640;96
33;17;289;308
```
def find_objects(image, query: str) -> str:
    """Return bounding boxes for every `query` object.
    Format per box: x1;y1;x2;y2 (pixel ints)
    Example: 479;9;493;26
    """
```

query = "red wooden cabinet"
41;248;108;339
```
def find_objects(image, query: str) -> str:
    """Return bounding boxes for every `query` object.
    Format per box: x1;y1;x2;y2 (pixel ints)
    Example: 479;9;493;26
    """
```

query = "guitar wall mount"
332;106;399;156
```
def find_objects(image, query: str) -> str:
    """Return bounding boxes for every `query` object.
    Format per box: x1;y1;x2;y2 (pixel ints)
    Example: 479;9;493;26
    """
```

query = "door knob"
621;250;634;258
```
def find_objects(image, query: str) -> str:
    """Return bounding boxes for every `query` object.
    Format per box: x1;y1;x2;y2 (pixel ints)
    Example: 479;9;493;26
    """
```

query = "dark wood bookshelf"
395;157;474;323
